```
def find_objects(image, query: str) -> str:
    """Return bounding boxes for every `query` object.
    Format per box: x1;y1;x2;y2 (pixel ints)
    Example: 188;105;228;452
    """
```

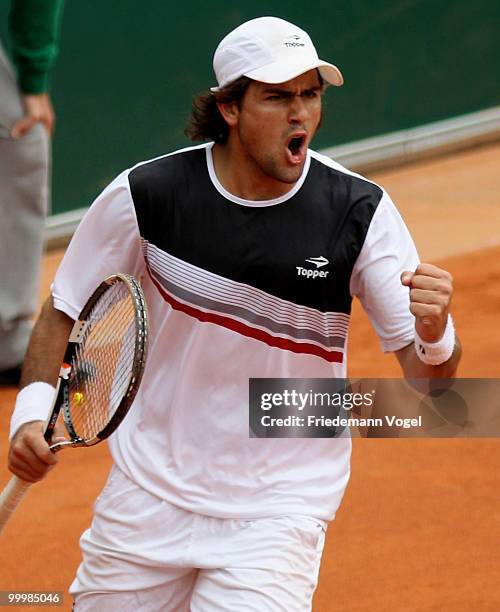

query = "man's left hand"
401;263;453;343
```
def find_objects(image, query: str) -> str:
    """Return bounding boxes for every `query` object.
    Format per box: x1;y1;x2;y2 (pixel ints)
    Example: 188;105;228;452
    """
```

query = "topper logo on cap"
284;34;306;48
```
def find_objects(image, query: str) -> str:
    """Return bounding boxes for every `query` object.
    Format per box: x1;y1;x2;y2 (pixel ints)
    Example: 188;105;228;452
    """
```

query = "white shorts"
70;465;328;611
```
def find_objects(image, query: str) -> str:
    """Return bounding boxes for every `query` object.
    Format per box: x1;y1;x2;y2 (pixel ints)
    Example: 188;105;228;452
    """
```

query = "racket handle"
0;476;32;534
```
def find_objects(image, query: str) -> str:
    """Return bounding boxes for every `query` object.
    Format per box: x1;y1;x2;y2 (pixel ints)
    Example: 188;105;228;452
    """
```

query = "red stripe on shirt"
148;268;344;364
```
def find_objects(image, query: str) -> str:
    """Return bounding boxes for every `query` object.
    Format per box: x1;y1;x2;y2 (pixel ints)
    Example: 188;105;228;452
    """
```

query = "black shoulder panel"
128;150;383;314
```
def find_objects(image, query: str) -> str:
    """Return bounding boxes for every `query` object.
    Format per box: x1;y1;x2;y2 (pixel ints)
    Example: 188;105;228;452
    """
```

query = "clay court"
1;142;499;611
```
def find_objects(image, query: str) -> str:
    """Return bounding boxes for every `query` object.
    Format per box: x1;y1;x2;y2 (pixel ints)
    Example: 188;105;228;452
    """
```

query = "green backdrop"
1;1;499;213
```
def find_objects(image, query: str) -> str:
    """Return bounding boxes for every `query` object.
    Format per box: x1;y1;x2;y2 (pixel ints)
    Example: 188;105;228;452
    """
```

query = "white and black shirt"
52;143;419;521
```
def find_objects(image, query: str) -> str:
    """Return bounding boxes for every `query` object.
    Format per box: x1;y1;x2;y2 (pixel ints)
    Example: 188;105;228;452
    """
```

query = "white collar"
205;142;310;208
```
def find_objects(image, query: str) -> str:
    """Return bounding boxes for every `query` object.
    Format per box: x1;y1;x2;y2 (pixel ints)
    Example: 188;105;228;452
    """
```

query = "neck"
212;141;299;201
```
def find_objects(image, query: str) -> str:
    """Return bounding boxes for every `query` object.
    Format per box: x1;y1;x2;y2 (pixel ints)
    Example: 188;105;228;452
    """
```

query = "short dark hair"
185;76;251;144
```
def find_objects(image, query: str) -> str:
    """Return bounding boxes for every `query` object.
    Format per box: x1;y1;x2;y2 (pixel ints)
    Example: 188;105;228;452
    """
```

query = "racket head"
60;273;148;446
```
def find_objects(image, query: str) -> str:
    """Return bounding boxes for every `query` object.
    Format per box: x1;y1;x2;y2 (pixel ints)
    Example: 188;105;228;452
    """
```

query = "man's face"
226;69;323;187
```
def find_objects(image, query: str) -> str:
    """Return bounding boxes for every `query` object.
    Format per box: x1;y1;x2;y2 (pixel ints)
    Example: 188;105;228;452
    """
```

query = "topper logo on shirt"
297;256;330;279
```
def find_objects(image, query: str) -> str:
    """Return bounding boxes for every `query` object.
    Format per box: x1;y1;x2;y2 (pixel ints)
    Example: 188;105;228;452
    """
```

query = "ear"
217;101;240;127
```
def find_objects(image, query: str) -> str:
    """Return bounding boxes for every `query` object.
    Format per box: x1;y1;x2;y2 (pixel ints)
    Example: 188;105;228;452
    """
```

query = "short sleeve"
350;191;420;352
52;170;146;319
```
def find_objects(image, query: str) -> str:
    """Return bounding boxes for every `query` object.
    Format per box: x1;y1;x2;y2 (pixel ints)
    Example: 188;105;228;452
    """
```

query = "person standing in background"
0;0;65;386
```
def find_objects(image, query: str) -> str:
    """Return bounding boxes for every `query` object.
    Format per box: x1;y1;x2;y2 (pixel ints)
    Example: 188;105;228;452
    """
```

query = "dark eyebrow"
262;85;322;96
301;86;323;95
262;87;293;96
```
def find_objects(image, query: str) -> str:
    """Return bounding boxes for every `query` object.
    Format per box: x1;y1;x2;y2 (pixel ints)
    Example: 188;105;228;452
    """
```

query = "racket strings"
71;294;134;438
77;293;135;434
68;282;138;441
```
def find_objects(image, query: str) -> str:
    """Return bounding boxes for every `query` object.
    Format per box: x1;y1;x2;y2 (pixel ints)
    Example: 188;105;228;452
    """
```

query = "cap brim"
244;59;344;87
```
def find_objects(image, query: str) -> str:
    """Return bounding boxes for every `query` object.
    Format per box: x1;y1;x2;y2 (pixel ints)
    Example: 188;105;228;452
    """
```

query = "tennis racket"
0;273;148;533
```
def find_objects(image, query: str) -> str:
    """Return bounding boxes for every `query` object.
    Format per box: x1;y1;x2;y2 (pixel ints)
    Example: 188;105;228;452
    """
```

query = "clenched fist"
401;263;453;343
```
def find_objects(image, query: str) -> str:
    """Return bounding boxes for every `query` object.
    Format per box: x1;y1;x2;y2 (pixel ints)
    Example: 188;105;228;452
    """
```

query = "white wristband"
9;382;56;441
414;315;455;366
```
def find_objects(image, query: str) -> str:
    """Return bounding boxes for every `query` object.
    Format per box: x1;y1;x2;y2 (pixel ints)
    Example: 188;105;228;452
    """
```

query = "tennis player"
7;16;461;611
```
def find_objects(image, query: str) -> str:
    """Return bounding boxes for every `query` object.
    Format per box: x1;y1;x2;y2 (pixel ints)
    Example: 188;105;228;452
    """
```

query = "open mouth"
286;133;307;164
288;136;304;155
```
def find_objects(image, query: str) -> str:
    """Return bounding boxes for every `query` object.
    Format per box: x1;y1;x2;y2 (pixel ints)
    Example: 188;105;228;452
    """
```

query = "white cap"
211;16;343;91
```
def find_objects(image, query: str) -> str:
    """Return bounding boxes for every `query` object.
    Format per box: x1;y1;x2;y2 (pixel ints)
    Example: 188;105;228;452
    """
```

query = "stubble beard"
238;132;306;186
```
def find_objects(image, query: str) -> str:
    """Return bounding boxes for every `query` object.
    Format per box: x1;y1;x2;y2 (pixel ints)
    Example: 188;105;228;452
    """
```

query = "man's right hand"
6;299;74;483
8;421;60;483
10;93;55;139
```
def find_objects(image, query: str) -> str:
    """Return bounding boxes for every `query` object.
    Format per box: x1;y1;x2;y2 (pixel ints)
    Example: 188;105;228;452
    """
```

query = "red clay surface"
1;142;499;611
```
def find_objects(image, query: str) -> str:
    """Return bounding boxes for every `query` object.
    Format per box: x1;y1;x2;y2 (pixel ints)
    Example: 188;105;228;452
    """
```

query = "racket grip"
0;476;32;534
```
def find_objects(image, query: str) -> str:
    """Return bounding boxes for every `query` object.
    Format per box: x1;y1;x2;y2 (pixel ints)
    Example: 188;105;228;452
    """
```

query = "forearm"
396;336;462;378
20;296;74;388
9;297;73;481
